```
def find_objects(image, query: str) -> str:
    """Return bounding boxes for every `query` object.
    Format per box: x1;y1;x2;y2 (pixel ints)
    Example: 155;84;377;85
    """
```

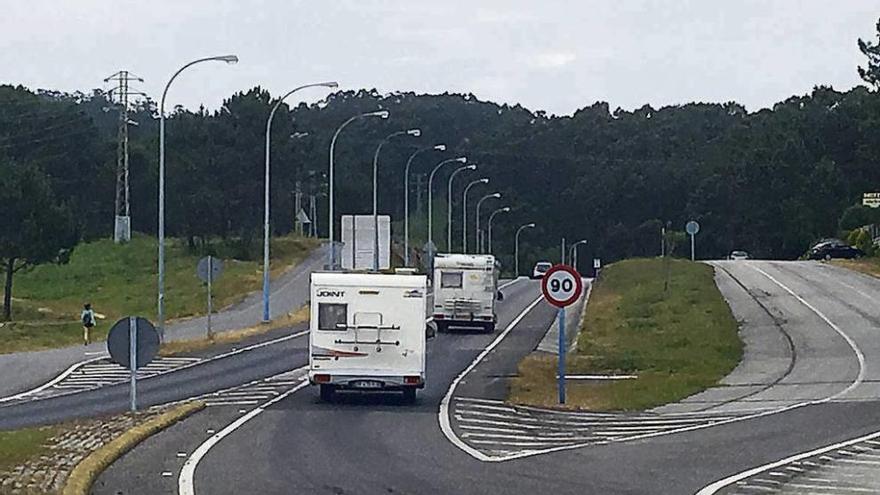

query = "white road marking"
455;397;506;405
695;429;880;494
0;356;200;405
467;263;875;465
0;329;309;405
178;366;309;495
498;278;523;290
204;401;261;407
0;356;106;403
438;293;545;462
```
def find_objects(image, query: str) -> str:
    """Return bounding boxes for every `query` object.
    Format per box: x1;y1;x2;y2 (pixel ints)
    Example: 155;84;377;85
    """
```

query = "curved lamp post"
262;81;338;322
328;109;390;269
426;157;467;254
158;54;238;339
446;164;477;252
404;144;445;266
372;128;421;270
569;239;587;272
462;178;488;252
475;192;501;254
487;206;510;255
515;223;536;277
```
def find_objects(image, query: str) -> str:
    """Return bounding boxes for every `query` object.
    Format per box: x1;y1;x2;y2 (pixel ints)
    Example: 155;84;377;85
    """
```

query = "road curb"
61;401;205;495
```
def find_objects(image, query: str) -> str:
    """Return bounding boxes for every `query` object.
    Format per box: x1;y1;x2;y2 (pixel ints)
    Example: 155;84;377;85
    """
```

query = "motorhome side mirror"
496;291;504;301
426;324;437;340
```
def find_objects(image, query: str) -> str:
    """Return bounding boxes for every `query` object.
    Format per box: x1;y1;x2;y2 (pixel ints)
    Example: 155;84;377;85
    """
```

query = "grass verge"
62;402;205;495
2;234;317;354
0;425;58;473
509;258;742;411
159;305;310;356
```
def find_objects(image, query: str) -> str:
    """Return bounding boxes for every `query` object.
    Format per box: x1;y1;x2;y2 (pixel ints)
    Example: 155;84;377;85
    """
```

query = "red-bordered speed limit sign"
541;264;583;308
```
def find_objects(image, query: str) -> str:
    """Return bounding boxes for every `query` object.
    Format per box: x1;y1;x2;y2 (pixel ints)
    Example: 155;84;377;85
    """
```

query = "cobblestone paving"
0;407;166;494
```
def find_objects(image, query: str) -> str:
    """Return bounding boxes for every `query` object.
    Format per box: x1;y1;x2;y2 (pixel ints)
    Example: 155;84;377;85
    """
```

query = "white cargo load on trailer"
340;215;391;270
309;272;428;402
432;253;501;333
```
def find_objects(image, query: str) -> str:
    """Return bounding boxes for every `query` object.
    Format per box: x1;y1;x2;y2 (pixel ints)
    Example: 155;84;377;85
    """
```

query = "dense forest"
4;23;880;283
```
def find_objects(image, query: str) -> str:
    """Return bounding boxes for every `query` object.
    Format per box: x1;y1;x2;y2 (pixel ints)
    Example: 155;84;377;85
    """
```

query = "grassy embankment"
830;258;880;278
3;234;318;354
509;258;742;411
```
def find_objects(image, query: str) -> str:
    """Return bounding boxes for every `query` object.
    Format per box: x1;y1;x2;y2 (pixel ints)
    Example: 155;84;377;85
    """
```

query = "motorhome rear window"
440;271;463;288
318;303;347;331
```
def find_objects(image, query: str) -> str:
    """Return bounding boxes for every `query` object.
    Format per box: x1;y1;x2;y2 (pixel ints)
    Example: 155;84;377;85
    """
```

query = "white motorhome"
309;272;428;402
432;253;502;333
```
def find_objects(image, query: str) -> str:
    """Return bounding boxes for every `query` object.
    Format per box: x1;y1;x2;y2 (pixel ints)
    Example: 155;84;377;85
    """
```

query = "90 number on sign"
550;277;574;293
541;264;583;308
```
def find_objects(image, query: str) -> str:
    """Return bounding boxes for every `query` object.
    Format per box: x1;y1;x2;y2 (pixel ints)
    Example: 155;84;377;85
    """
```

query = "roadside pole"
561;237;566;264
691;235;695;261
541;264;583;405
129;316;137;412
557;306;566;404
661;226;666;257
197;256;222;339
207;256;213;339
107;317;159;414
686;220;700;262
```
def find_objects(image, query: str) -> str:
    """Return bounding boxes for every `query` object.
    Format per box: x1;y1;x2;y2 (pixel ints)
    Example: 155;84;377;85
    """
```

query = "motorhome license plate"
351;380;383;389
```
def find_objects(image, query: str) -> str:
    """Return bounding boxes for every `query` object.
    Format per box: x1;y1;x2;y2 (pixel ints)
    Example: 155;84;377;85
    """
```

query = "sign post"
197;256;223;339
686;220;700;261
129;316;137;412
107;316;159;413
541;264;584;405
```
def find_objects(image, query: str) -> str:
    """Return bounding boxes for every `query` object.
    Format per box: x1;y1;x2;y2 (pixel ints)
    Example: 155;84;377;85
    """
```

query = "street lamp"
404;144;445;266
462;178;489;252
328;109;390;269
262;81;338;323
475;192;501;253
487;207;510;255
515;223;536;277
569;239;587;272
372;128;420;270
427;157;467;255
157;54;238;340
446;164;477;252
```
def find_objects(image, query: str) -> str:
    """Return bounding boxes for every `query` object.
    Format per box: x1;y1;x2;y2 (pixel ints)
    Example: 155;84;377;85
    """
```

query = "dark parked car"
808;241;864;260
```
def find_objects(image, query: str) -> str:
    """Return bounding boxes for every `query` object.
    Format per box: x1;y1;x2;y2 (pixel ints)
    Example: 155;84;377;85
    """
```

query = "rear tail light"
433;314;445;319
314;374;331;384
404;376;422;385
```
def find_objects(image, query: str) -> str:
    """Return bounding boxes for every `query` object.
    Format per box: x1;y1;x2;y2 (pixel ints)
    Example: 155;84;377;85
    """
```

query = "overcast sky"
3;1;880;115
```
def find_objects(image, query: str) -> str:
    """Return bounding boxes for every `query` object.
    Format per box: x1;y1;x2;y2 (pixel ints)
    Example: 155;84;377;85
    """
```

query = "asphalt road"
94;261;880;494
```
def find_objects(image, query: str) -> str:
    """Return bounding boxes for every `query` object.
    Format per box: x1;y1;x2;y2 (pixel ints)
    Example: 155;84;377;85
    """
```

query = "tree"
839;204;880;232
859;18;880;89
0;160;78;320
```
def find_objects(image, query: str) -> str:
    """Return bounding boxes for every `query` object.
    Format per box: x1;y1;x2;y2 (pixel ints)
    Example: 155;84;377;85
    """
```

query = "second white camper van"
309;272;428;402
432;253;501;333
